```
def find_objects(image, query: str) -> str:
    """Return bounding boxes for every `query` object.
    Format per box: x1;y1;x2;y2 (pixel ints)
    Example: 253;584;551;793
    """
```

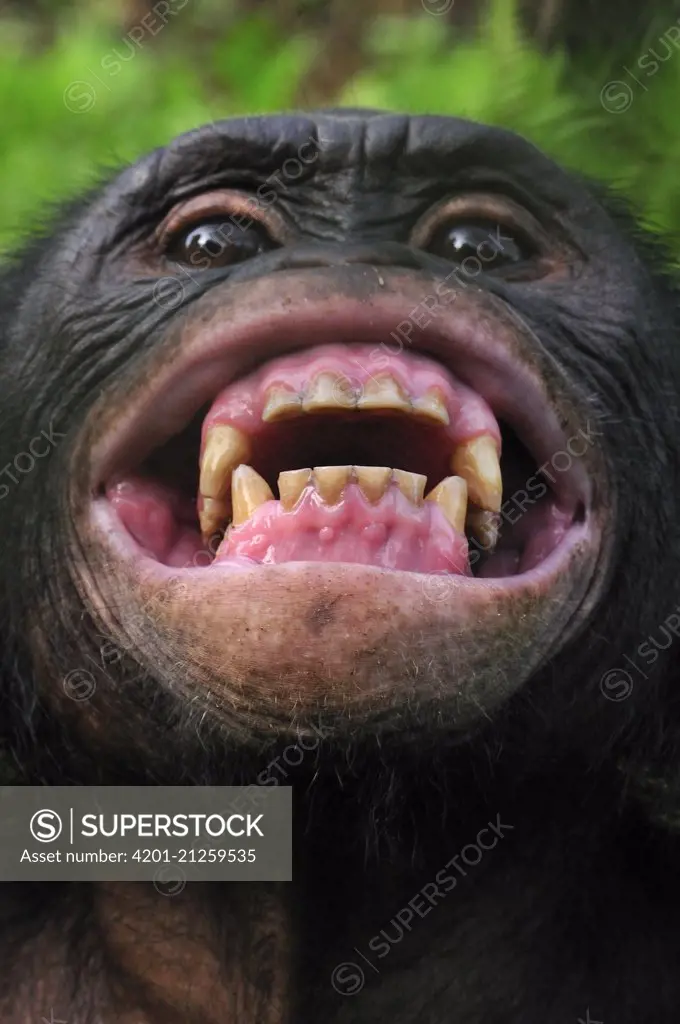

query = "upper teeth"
262;372;449;426
357;374;410;414
412;389;450;425
467;507;500;550
198;424;252;537
302;373;356;413
450;435;502;513
199;424;251;499
262;387;303;422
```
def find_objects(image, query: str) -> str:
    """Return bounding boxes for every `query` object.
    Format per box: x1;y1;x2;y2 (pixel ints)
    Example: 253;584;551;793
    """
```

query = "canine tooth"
231;465;274;526
468;507;501;551
199;497;230;540
393;469;427;505
313;466;352;504
451;435;502;512
262;386;303;422
357;374;411;413
354;466;392;503
425;475;468;533
303;373;356;412
412;388;450;425
278;468;312;510
200;425;251;500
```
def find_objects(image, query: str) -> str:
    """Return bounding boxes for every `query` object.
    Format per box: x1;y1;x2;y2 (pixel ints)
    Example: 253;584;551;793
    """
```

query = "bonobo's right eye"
165;219;274;269
157;190;282;270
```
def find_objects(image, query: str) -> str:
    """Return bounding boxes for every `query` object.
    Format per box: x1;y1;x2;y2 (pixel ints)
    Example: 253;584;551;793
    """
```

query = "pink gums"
201;343;500;447
217;484;470;573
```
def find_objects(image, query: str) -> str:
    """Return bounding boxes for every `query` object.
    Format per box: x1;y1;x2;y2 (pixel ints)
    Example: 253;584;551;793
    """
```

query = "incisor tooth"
357;374;411;413
412;388;450;425
355;466;392;504
425;475;468;533
199;497;230;541
451;435;502;512
200;425;251;499
278;468;312;510
262;386;303;422
467;507;501;552
303;373;356;413
393;469;426;505
231;465;274;526
313;466;352;504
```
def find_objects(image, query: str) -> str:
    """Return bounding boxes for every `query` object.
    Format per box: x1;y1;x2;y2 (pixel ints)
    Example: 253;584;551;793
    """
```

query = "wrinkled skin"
1;110;680;1023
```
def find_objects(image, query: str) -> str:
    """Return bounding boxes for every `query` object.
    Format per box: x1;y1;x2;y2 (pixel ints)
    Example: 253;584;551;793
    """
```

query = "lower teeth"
199;464;497;554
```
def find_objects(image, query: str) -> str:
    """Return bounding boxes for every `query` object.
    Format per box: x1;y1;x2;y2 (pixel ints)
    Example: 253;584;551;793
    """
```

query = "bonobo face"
3;110;676;756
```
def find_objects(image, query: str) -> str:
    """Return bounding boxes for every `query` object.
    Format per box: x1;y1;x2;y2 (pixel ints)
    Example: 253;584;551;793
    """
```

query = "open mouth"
80;275;602;717
91;311;590;583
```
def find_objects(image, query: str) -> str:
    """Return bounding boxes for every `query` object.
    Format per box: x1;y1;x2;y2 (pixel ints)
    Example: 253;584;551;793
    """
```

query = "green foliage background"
2;0;680;250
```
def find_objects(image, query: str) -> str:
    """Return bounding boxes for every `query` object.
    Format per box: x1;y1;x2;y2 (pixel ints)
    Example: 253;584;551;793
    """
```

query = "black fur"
1;111;680;1022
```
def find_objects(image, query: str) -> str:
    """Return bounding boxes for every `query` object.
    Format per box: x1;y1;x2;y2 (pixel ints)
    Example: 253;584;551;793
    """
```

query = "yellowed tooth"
357;374;411;414
231;465;275;526
425;475;468;533
412;388;450;425
451;435;502;513
200;425;251;500
262;386;303;422
313;465;352;504
199;497;230;541
467;507;501;552
354;466;392;504
393;469;427;505
302;373;356;413
278;468;312;511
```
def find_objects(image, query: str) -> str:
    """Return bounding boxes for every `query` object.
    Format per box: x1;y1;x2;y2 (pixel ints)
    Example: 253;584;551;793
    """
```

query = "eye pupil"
187;227;226;258
448;226;487;257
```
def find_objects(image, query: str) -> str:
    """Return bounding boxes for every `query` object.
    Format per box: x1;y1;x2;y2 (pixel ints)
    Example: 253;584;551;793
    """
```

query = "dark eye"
166;219;273;269
424;219;534;271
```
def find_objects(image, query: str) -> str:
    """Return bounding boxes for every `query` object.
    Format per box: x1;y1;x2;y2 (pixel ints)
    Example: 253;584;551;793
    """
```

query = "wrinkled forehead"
110;110;588;209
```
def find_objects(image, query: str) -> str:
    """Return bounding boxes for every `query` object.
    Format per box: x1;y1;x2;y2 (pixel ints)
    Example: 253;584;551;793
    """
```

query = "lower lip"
90;495;594;595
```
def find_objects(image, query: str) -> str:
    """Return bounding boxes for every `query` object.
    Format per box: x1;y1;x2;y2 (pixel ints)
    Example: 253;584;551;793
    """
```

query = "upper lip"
85;269;592;516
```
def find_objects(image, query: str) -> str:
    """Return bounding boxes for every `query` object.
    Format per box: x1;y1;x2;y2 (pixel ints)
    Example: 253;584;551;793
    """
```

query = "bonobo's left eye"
411;193;553;279
165;219;274;269
157;191;283;270
424;219;534;270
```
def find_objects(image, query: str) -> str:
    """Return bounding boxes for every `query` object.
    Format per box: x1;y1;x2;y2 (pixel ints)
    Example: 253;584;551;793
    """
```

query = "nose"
256;240;437;275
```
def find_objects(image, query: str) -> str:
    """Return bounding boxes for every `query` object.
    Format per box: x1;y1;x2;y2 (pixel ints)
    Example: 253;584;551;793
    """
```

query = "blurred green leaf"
1;0;680;253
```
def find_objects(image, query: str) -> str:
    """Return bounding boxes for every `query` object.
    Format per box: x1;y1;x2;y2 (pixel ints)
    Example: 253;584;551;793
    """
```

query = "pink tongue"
216;485;470;574
108;478;210;568
108;478;179;560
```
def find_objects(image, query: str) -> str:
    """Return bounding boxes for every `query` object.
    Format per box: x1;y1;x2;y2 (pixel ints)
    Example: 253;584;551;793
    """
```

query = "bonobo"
0;109;679;1023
